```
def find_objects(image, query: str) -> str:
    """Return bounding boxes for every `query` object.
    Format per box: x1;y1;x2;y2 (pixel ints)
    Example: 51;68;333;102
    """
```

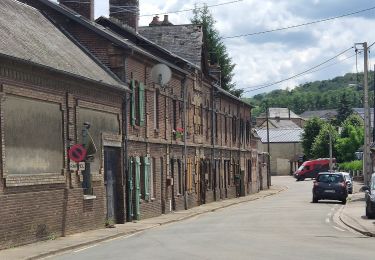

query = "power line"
222;6;375;39
140;0;244;17
243;46;354;93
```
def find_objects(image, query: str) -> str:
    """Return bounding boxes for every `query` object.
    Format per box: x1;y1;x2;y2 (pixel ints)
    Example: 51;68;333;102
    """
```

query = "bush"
338;160;362;172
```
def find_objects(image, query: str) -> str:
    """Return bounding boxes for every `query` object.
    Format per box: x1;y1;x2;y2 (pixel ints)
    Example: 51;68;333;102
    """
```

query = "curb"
338;203;375;238
28;186;287;260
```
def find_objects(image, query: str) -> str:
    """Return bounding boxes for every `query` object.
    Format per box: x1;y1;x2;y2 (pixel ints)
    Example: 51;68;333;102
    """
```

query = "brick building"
0;0;270;249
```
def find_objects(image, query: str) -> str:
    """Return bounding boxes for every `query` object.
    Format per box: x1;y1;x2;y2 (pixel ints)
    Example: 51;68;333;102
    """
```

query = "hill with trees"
244;72;375;118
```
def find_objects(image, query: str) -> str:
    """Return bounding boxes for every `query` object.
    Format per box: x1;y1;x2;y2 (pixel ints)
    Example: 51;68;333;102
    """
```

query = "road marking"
73;244;99;253
325;217;330;223
333;226;346;232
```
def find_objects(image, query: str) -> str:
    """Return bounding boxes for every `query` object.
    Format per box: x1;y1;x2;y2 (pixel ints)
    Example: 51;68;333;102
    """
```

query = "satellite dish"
150;63;172;87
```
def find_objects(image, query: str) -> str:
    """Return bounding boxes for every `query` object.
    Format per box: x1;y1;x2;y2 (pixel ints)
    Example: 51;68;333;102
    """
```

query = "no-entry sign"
68;144;87;163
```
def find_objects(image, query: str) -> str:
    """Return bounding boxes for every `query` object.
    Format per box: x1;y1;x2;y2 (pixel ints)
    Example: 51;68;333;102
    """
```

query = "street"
52;176;374;260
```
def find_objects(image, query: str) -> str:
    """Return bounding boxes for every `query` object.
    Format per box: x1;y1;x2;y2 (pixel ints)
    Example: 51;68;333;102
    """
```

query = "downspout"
212;85;216;201
182;76;188;210
122;92;129;222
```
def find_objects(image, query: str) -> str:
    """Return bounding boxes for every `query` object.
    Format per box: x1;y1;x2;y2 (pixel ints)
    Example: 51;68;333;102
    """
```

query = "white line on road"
74;244;99;253
333;226;346;232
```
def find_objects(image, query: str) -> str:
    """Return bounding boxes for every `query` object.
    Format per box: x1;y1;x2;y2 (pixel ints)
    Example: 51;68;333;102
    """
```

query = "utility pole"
329;129;333;172
359;42;371;185
266;105;270;177
373;64;375;142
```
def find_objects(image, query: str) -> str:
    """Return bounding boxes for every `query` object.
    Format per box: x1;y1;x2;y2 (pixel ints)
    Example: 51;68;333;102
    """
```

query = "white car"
338;172;353;194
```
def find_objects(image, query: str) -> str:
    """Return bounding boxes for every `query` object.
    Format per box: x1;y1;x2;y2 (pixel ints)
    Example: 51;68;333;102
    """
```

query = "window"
215;112;218;140
232;116;237;142
4;95;63;175
151;157;157;199
247;160;252;183
177;159;183;194
173;99;177;130
200;105;204;135
154;89;160;130
225;116;228;142
246;120;251;143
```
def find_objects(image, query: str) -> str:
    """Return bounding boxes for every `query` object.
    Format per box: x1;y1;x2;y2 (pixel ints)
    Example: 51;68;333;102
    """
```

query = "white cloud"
57;0;375;96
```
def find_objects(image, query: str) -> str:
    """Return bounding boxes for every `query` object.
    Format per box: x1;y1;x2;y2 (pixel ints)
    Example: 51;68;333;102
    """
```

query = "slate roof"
258;108;301;119
138;24;203;69
353;108;374;127
255;128;304;143
0;0;124;89
300;110;337;120
269;120;299;128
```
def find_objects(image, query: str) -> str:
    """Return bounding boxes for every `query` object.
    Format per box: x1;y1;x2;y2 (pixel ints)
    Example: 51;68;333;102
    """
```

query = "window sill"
83;195;97;200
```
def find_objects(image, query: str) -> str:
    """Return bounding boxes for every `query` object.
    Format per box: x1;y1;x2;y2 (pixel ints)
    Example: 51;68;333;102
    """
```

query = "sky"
55;0;375;97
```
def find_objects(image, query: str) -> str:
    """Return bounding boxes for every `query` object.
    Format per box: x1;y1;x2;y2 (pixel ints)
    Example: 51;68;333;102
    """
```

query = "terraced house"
0;0;270;249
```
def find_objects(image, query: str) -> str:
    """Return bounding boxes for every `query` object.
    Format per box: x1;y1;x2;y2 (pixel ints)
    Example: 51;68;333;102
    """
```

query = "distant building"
255;108;304;176
299;109;337;121
256;108;305;128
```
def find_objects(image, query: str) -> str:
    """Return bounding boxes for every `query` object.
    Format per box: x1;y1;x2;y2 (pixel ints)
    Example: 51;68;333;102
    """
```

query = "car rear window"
317;174;343;183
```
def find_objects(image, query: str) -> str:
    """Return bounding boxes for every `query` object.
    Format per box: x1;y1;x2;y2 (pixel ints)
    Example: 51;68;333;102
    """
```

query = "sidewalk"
339;181;375;237
0;186;286;260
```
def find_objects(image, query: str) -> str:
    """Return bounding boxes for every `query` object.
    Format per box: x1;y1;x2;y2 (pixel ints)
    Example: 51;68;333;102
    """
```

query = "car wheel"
341;199;347;205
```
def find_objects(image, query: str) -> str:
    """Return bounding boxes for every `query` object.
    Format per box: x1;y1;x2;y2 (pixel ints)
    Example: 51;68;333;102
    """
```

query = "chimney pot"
60;0;95;20
161;14;173;26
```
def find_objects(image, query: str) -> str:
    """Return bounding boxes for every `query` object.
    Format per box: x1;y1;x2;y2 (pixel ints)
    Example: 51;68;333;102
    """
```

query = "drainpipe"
182;76;188;210
212;85;217;201
122;92;129;222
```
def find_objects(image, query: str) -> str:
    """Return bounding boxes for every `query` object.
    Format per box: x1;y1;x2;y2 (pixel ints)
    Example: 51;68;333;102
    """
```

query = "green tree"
336;92;353;124
191;5;241;97
302;117;326;159
311;124;338;159
335;125;363;162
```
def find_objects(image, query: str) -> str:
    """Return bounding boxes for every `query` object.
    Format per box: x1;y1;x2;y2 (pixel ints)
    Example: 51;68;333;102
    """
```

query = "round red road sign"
68;144;87;163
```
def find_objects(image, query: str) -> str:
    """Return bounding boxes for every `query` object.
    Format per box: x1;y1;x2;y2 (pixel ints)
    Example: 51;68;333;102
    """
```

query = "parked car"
294;158;335;181
362;173;375;219
312;172;348;204
339;172;353;194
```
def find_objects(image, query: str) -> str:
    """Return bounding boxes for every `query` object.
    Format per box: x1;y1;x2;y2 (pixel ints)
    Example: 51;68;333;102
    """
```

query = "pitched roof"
0;0;124;89
269;119;299;128
255;128;303;143
353;108;374;127
299;109;337;120
258;108;301;119
138;24;203;69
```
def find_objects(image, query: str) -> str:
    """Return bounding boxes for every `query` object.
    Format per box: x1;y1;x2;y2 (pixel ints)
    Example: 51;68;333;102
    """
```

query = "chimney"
110;0;139;31
59;0;95;20
161;15;173;26
149;16;161;26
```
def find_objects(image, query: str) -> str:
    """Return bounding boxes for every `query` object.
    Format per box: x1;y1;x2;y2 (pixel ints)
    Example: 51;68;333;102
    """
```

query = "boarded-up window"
78;108;120;174
4;95;63;174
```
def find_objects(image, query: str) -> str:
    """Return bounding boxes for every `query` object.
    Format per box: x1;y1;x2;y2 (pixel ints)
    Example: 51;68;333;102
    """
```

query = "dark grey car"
362;173;375;219
312;172;348;204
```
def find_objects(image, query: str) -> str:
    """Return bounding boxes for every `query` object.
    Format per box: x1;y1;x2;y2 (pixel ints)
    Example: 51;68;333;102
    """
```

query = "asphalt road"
52;176;374;260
